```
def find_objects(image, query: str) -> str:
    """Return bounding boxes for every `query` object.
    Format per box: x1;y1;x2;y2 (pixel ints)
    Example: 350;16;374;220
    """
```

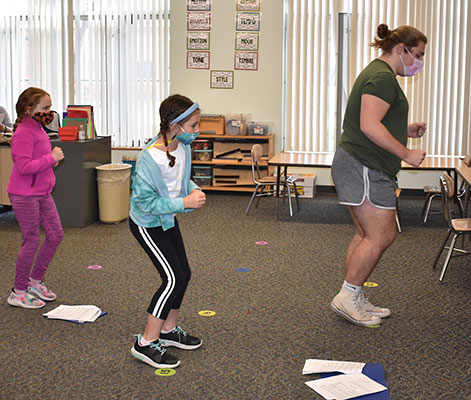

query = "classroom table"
456;163;471;217
268;152;462;219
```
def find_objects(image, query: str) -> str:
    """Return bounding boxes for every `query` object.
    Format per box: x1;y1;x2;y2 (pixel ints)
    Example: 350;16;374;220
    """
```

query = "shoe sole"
330;302;381;327
7;297;45;309
368;309;391;318
130;347;181;369
160;339;202;350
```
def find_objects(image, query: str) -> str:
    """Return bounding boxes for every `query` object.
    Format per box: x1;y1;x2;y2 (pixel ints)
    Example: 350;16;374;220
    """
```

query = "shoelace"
149;340;166;355
173;326;188;338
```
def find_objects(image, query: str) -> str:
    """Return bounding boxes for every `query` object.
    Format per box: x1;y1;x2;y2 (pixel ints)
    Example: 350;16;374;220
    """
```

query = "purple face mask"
400;47;424;76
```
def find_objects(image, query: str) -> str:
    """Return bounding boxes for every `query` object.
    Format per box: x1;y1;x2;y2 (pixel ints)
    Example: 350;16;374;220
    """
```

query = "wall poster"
236;0;261;11
210;70;234;89
187;12;212;31
187;32;210;50
236;12;261;31
187;51;210;69
187;0;211;11
234;51;258;70
235;32;259;51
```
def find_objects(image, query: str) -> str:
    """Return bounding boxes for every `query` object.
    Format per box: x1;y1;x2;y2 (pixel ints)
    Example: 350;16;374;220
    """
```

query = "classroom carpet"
0;193;470;400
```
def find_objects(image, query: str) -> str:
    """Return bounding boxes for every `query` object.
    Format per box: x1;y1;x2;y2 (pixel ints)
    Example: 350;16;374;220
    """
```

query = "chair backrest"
250;144;264;183
439;173;455;225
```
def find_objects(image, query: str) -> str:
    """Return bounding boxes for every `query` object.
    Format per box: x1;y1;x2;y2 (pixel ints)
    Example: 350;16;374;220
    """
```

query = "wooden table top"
269;151;462;171
456;164;471;185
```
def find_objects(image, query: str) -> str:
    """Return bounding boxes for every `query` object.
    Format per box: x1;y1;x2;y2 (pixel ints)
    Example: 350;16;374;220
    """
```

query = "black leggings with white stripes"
129;217;191;320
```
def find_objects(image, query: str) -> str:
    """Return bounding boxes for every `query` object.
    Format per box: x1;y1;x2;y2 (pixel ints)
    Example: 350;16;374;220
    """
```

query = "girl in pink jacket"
7;87;65;309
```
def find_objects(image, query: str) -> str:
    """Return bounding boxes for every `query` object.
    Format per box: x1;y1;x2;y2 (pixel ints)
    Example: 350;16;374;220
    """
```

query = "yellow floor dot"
155;368;176;376
198;310;216;316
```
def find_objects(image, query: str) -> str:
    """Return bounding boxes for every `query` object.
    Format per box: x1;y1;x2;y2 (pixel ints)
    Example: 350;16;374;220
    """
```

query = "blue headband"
170;102;199;126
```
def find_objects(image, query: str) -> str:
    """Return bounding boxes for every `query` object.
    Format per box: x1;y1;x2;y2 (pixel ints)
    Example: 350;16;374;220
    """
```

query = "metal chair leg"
292;182;301;211
432;230;452;269
439;233;459;282
246;184;261;215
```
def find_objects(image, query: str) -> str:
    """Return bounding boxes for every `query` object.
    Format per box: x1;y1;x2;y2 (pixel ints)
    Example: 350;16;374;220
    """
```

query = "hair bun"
377;24;390;39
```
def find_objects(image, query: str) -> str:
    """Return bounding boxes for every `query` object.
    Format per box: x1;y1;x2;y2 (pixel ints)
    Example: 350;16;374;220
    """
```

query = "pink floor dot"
88;265;102;270
256;241;268;245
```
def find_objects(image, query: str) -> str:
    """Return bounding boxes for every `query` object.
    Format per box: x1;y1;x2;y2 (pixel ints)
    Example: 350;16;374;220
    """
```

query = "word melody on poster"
187;0;211;11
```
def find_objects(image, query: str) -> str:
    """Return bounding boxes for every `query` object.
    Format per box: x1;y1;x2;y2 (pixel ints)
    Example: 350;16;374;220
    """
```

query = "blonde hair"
14;87;50;132
370;24;428;53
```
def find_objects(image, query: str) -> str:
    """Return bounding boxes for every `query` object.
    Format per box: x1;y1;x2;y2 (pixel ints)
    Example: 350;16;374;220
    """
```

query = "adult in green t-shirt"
330;24;428;327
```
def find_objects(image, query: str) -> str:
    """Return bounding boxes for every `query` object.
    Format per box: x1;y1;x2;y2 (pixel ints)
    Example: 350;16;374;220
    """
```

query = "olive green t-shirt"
339;58;409;178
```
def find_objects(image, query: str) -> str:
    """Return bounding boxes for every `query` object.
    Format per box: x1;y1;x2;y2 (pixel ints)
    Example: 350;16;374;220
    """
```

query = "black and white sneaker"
160;326;202;350
130;334;181;368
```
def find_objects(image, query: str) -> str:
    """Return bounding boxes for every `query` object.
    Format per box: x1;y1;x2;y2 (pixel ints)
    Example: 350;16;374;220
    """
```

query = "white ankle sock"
139;337;153;346
342;280;362;294
161;327;175;334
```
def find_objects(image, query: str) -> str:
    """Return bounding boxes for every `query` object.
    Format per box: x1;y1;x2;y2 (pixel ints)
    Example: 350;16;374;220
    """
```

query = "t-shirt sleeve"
361;71;397;105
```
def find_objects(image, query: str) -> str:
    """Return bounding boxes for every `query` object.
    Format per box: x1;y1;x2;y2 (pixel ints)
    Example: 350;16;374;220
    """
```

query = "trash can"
95;163;132;223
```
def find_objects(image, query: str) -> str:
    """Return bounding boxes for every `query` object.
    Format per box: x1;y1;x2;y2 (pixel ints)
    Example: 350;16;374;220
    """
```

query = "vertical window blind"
0;0;170;147
284;0;471;156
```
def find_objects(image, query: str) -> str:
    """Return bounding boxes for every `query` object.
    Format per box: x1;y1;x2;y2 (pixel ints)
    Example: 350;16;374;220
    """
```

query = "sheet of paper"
43;305;102;322
305;373;388;400
303;359;365;375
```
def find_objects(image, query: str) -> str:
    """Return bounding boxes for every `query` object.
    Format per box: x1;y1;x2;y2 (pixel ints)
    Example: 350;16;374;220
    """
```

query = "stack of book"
63;105;96;140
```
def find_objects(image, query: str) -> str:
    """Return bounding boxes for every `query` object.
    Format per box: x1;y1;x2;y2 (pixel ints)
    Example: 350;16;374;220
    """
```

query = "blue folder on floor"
321;363;391;399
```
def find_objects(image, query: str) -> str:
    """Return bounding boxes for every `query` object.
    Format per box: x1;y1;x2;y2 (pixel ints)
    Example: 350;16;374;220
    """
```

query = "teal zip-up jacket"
129;137;200;230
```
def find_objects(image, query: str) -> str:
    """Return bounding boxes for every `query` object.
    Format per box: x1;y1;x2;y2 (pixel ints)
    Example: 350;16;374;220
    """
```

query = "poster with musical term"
210;70;234;89
236;12;261;31
235;32;259;51
236;0;261;11
187;51;210;69
187;12;211;31
234;51;258;70
187;32;210;50
187;0;211;11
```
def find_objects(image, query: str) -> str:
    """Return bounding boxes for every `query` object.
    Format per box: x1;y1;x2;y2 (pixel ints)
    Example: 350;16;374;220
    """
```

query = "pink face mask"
400;47;424;76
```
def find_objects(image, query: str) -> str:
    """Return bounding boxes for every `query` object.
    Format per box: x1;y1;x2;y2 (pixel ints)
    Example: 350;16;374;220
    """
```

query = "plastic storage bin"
95;163;132;223
194;149;213;161
193;165;212;176
248;122;272;136
193;175;212;187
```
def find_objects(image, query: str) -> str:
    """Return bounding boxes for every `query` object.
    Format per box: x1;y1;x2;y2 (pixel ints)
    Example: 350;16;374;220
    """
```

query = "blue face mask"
176;125;199;145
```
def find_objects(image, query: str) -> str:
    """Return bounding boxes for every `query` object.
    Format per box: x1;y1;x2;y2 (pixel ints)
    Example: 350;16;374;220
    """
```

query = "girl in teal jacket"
129;94;206;369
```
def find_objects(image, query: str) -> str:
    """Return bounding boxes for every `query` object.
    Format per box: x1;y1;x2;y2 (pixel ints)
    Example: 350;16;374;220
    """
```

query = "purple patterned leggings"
9;194;64;291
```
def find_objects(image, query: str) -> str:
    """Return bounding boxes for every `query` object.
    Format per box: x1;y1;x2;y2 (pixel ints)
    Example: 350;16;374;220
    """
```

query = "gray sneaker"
358;290;391;318
330;290;381;327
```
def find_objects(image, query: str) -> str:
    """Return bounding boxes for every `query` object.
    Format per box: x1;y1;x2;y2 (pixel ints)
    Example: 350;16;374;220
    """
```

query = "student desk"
456;163;471;216
268;152;462;219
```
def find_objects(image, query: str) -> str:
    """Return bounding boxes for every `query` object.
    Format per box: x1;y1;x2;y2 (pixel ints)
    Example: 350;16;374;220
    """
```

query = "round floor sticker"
256;241;268;245
88;265;102;270
155;368;176;376
236;268;250;272
363;281;378;288
198;310;216;317
366;324;381;329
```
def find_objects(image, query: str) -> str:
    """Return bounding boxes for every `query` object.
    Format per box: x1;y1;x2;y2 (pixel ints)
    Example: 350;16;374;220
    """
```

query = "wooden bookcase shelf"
192;133;274;192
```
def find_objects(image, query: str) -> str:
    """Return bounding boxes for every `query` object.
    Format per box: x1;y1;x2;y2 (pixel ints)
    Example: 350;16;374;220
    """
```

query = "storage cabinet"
0;145;13;205
191;133;274;192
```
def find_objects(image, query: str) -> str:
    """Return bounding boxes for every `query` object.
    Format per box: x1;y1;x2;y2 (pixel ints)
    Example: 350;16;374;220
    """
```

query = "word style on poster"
235;32;259;51
236;12;261;31
235;51;258;70
187;0;211;11
187;51;210;69
187;32;210;50
187;12;211;31
236;0;261;11
211;70;234;89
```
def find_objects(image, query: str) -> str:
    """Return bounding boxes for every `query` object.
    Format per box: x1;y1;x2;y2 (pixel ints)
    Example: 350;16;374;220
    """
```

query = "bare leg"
345;199;397;285
142;309;179;341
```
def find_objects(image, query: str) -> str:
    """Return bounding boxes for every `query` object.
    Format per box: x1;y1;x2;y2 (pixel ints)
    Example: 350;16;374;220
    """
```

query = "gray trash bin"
95;163;132;223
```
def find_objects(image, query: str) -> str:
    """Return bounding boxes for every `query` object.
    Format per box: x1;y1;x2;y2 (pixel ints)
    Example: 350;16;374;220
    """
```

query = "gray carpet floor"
1;193;470;400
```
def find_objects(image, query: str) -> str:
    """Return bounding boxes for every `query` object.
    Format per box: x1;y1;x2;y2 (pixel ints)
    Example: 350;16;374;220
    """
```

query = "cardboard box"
289;173;316;198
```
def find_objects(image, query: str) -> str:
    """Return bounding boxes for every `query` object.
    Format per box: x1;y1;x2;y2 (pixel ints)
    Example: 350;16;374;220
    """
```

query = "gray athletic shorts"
331;146;397;210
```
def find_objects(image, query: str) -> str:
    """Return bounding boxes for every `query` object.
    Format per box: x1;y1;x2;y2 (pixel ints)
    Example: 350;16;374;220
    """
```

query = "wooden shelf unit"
192;133;274;192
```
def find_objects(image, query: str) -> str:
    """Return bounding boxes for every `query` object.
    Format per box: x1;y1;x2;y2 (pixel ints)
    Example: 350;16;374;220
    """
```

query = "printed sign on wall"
235;32;259;51
210;70;234;89
187;0;211;11
187;32;210;50
187;12;212;31
235;51;258;70
187;51;210;69
236;0;261;11
236;12;261;31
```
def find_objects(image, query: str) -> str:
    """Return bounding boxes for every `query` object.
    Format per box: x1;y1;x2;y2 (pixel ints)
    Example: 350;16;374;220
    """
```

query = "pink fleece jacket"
7;115;57;196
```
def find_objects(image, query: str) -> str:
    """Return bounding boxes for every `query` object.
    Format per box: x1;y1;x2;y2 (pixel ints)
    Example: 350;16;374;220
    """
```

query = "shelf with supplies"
191;133;274;192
